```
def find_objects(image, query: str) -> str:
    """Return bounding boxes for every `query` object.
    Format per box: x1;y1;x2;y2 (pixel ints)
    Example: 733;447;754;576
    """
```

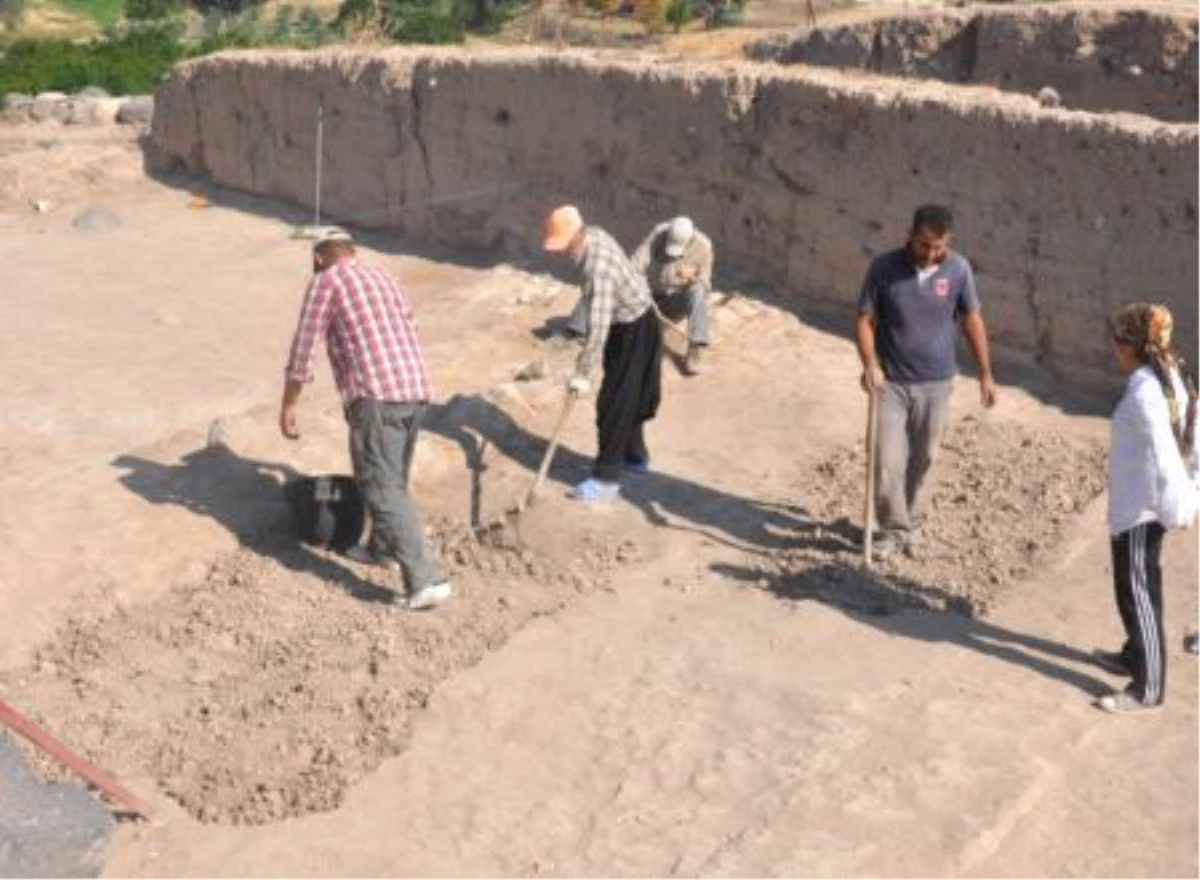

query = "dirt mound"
1;518;640;826
761;414;1106;617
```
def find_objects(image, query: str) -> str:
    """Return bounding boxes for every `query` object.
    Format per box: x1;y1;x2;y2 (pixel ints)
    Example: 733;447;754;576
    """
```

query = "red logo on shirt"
935;278;950;298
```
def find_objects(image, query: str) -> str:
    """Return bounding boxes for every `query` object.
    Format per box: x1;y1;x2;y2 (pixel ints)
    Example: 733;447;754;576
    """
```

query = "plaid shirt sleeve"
285;273;335;384
576;240;618;379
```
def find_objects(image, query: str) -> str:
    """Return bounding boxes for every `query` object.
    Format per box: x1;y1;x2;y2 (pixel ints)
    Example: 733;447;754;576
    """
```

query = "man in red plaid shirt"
281;228;450;610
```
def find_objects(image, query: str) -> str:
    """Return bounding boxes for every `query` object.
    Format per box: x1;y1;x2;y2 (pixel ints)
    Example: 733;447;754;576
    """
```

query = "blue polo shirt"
857;247;980;383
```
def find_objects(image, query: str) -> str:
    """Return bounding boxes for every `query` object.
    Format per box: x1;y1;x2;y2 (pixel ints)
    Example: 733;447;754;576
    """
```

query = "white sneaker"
404;581;452;611
1095;689;1163;715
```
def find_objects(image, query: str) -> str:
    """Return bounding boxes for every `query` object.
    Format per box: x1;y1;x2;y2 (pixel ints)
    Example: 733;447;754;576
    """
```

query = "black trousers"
1110;521;1167;705
594;308;662;481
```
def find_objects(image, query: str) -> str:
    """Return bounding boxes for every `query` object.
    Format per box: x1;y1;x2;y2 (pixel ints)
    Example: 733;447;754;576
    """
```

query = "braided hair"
1111;302;1198;459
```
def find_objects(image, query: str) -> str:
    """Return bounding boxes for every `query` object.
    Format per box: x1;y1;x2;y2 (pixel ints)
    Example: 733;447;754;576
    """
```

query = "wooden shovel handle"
863;389;879;569
523;390;579;509
651;302;689;341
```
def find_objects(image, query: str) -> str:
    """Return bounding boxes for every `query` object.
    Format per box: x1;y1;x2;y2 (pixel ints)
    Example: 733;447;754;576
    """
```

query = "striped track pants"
1110;521;1167;705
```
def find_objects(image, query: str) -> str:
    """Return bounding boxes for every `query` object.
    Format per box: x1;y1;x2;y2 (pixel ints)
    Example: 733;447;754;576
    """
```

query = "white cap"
664;216;695;258
313;226;353;249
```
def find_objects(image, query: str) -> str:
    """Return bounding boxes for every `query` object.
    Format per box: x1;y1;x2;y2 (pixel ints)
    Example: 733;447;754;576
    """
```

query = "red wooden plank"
0;699;154;821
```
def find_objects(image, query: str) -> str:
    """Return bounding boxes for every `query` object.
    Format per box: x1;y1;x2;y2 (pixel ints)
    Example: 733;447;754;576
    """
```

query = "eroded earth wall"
151;49;1198;377
747;7;1199;122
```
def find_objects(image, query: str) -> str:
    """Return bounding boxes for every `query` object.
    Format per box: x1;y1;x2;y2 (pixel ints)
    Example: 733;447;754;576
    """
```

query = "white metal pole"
314;103;324;229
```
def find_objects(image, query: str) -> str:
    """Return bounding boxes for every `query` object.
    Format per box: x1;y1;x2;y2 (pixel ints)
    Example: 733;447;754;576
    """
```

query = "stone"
90;98;124;126
514;359;547;382
206;418;228;448
71;207;123;234
0;736;113;878
485;382;534;415
65;99;100;126
2;93;32;116
1036;85;1062;108
115;96;154;126
78;86;110;99
29;96;69;124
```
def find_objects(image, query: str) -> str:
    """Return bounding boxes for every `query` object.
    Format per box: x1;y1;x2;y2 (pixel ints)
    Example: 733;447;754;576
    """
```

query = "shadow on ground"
111;444;395;604
427;390;1114;698
108;399;1112;696
711;556;1112;698
425;392;811;555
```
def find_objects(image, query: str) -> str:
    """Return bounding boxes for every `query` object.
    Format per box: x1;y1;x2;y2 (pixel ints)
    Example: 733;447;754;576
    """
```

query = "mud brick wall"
151;49;1198;378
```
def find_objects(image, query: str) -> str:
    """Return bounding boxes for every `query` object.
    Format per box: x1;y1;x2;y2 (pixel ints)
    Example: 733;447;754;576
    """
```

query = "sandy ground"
0;129;1196;877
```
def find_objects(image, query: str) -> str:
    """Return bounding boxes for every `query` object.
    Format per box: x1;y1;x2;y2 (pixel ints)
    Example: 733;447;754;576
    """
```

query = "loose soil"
4;516;639;826
766;415;1107;617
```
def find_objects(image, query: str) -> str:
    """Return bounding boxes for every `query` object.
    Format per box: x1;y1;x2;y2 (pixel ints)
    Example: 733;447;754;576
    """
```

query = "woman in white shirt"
1093;303;1198;714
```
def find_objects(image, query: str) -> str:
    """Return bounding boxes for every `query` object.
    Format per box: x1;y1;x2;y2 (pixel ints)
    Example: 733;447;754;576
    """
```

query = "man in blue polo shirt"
856;204;998;558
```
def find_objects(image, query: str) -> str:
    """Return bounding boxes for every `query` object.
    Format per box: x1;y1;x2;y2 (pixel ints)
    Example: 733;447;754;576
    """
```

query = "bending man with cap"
280;227;452;610
544;205;663;501
566;216;714;376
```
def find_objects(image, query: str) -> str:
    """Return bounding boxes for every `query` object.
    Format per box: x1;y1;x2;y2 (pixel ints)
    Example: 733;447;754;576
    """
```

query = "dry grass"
7;1;101;38
3;0;344;40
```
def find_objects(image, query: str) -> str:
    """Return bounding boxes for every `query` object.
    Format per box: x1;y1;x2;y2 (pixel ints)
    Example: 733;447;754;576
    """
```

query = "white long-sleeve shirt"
1108;365;1199;535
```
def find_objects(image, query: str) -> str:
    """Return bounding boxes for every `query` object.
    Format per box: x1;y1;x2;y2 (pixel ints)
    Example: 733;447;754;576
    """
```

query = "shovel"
477;389;579;542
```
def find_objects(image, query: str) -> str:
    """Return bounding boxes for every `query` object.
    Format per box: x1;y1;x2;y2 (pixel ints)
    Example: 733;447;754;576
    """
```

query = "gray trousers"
875;379;953;537
347;398;446;592
567;284;710;345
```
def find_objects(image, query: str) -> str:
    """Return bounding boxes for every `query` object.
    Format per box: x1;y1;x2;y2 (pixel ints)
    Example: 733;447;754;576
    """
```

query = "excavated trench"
149;38;1197;382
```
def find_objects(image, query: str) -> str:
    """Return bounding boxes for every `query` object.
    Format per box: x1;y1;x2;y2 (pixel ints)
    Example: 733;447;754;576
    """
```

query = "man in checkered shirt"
280;228;451;610
543;205;663;502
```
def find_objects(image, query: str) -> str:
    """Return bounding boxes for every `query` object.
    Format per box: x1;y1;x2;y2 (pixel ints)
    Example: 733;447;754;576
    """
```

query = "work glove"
567;375;590;396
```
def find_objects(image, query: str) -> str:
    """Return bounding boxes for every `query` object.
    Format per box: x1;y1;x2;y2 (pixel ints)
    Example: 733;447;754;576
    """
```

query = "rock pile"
2;90;153;127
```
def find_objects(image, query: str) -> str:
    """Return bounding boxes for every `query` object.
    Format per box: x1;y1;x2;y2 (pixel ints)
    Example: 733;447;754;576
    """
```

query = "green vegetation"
0;0;743;100
664;0;689;31
57;0;126;26
0;26;188;93
333;0;521;43
710;0;742;27
124;0;182;20
0;0;341;95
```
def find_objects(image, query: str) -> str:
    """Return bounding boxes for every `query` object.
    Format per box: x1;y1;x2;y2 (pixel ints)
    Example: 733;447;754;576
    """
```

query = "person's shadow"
422;394;1109;696
423;392;813;553
111;444;395;604
710;554;1112;698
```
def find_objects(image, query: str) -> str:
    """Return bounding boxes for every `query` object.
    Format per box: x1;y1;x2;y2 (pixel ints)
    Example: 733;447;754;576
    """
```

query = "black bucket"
283;475;367;552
